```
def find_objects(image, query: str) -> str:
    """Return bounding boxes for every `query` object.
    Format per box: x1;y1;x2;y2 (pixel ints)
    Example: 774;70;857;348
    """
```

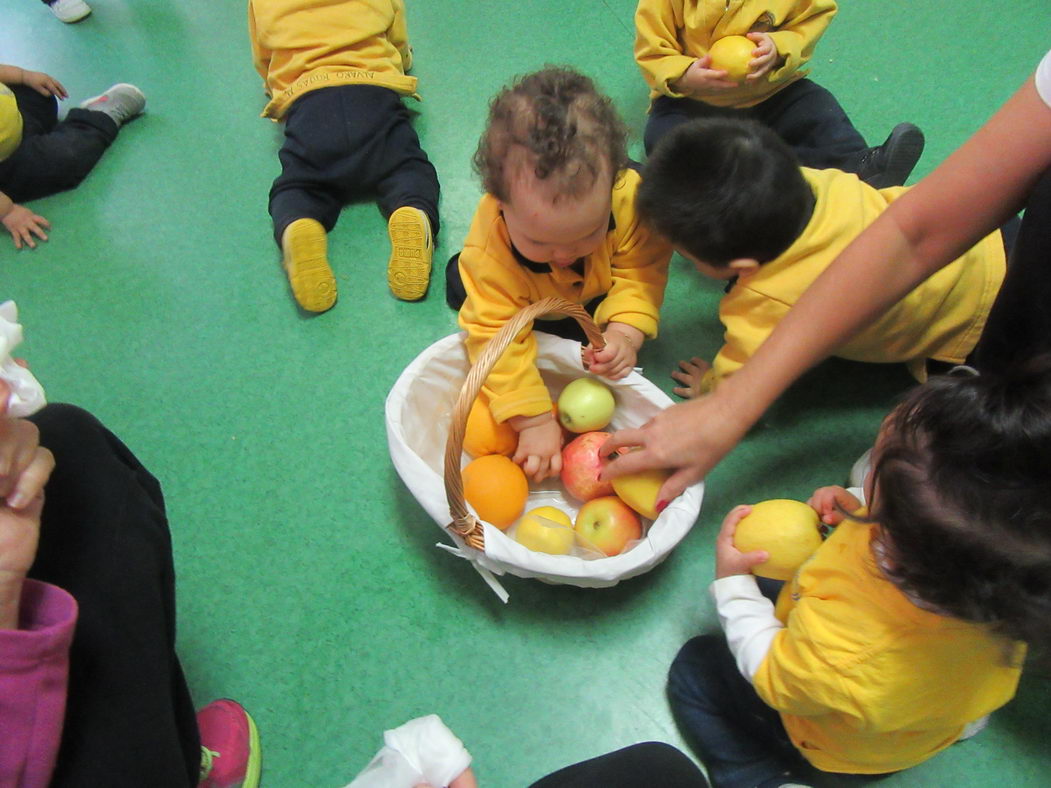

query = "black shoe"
854;122;925;189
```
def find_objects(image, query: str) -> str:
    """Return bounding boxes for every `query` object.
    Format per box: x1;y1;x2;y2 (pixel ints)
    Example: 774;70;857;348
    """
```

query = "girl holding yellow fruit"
668;360;1051;786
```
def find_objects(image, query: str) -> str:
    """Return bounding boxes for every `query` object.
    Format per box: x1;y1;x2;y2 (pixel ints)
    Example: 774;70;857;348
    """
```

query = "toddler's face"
500;164;612;267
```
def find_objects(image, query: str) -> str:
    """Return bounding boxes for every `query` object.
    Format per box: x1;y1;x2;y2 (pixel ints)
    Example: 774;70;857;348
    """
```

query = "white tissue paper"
344;714;472;788
0;301;46;417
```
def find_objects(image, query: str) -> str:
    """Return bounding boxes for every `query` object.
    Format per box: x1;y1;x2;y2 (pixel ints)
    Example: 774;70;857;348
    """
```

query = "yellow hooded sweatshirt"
634;0;836;108
757;518;1023;774
457;169;672;424
702;167;1005;393
248;0;419;120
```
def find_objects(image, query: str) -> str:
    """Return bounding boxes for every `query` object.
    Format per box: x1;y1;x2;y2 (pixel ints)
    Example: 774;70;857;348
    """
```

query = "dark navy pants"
0;84;118;203
644;78;867;171
269;83;440;244
529;742;709;787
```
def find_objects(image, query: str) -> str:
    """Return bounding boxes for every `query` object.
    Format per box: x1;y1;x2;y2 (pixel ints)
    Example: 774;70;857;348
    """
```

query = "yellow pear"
514;506;576;555
734;499;822;580
611;467;671;520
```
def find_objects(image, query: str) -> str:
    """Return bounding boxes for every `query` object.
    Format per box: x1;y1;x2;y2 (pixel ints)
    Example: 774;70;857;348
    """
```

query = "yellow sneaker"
281;218;336;313
387;206;433;301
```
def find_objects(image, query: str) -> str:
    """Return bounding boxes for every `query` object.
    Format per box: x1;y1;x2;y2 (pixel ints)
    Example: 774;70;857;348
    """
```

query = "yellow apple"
611;467;671;520
514;506;576;555
733;499;822;580
708;35;756;82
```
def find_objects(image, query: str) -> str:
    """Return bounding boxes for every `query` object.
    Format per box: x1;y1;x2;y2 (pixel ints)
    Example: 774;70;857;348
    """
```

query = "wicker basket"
386;296;704;601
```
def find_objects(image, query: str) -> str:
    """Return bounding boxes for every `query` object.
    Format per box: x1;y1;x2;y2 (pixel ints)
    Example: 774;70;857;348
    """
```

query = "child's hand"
745;33;779;81
715;504;769;579
585;324;643;380
671;356;711;399
673;56;738;96
20;70;68;100
1;204;50;250
509;412;563;482
807;485;862;526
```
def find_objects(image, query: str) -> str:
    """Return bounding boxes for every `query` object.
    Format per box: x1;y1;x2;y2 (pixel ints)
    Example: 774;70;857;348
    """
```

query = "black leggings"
27;405;199;788
528;742;709;787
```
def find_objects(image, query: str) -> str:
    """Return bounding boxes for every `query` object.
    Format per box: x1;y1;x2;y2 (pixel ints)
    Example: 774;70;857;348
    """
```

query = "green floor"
4;1;1051;785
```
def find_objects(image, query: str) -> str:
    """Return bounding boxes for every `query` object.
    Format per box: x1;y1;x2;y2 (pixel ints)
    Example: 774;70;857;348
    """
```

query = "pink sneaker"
197;699;261;788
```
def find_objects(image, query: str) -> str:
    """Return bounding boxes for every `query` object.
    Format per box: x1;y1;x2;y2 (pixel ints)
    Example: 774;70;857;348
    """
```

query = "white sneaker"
79;84;146;127
48;0;92;23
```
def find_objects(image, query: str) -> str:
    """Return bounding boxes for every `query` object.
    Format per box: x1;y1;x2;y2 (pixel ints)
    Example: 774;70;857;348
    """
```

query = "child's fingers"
671;369;694;385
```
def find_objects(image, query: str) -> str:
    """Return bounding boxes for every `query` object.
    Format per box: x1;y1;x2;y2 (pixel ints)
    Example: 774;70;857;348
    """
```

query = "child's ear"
728;258;760;277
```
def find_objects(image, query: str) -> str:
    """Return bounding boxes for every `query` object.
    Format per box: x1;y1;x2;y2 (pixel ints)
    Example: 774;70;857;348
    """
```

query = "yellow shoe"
387;206;433;301
281;218;336;313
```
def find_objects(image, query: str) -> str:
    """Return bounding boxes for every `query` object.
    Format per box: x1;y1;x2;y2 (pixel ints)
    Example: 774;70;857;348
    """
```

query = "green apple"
514;506;575;555
733;499;822;580
557;377;615;433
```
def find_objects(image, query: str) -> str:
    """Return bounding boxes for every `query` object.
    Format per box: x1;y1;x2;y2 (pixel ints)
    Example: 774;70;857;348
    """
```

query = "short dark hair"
870;357;1051;654
473;67;629;203
637;118;813;266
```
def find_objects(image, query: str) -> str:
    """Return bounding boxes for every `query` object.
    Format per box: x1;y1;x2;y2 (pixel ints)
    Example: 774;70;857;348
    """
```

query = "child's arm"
0;191;50;250
763;1;836;82
389;0;413;71
585;322;644;380
0;66;67;99
509;411;562;482
633;0;704;98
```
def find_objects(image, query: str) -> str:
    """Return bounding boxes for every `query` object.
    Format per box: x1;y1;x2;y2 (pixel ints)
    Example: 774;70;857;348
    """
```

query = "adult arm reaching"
603;64;1051;505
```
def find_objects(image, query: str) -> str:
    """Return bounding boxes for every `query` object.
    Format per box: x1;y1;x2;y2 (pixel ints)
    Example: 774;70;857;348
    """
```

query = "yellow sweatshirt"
247;0;419;120
457;169;672;424
756;519;1023;774
702;167;1005;392
634;0;836;108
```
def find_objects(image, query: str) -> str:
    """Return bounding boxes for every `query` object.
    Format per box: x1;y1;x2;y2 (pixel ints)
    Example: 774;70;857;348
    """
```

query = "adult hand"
715;504;768;579
600;391;752;506
20;69;68;99
0;380;55;629
2;203;51;249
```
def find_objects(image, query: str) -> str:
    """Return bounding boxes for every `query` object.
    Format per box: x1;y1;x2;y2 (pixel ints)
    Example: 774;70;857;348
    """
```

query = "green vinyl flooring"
3;1;1050;785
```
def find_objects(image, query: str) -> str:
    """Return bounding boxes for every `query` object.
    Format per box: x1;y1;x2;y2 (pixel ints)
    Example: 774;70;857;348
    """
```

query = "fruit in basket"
561;431;617;501
574;496;642;556
462;454;529;530
557;377;615;433
515;506;575;555
463;396;517;458
733;499;822;580
611;466;673;520
707;35;756;82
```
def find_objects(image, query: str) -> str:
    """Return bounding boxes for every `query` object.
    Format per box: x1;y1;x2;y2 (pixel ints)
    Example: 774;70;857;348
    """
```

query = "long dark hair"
870;357;1051;655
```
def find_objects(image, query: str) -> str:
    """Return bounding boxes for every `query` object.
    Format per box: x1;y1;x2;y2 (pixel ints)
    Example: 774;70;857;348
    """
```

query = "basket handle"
445;296;606;550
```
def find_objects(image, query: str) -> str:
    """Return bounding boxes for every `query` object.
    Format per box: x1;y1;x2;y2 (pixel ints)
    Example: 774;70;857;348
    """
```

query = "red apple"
561;431;615;502
574;496;642;556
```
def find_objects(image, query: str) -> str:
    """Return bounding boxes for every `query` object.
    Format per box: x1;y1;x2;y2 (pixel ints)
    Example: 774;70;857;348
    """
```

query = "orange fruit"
463;396;518;458
462;454;529;530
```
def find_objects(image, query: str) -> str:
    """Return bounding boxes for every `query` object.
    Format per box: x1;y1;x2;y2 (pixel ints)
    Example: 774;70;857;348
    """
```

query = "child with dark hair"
634;0;924;188
637;118;1008;397
669;358;1051;787
445;67;672;482
248;0;440;311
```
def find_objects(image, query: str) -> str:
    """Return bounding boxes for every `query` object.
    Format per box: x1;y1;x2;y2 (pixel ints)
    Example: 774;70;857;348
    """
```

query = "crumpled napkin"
343;714;472;788
0;301;47;417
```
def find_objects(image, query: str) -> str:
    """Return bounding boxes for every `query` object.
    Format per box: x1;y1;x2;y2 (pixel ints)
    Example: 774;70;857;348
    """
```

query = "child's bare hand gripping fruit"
715;504;768;579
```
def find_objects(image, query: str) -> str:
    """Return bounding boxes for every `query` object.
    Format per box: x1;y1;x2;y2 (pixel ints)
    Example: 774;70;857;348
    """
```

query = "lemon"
708;35;755;82
734;499;822;580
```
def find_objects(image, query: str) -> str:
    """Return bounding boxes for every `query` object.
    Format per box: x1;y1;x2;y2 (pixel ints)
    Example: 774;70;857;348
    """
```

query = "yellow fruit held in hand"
463;396;518;458
462;454;529;530
733;499;822;580
708;35;756;82
611;467;672;520
514;506;575;555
